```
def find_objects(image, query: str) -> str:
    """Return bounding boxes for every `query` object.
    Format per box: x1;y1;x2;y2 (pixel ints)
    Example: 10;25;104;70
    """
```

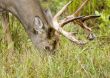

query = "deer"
0;0;100;52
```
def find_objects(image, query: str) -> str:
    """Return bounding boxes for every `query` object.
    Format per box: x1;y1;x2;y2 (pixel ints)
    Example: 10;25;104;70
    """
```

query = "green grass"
0;15;110;78
0;0;110;78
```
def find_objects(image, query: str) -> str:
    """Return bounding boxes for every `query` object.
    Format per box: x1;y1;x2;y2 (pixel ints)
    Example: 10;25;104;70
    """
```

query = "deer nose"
44;46;53;51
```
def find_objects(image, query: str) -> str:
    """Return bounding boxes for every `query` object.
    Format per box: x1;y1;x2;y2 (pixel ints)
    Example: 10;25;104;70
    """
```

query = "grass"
0;0;110;78
0;16;110;78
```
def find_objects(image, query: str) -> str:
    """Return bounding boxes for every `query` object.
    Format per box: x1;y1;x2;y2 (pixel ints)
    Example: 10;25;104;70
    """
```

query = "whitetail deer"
0;0;100;52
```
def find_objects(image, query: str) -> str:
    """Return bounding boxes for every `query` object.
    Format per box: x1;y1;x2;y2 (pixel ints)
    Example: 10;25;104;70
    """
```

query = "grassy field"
0;0;110;78
0;16;110;78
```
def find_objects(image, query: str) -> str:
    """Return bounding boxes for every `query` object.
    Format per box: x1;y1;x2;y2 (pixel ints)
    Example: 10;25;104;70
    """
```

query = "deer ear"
34;16;43;29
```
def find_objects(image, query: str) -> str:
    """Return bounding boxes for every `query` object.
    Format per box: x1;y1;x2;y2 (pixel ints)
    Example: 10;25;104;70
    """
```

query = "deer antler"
52;1;86;45
54;1;73;21
52;0;100;45
73;0;89;16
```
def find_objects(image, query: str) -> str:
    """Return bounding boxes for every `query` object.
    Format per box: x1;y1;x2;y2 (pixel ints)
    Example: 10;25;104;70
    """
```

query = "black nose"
45;46;53;51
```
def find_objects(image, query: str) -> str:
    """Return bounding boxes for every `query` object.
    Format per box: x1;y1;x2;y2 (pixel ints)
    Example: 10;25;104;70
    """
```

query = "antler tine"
53;1;73;21
81;15;101;22
73;0;89;16
60;16;84;27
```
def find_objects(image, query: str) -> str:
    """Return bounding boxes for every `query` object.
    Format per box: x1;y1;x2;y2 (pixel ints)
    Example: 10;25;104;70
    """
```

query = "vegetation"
0;0;110;78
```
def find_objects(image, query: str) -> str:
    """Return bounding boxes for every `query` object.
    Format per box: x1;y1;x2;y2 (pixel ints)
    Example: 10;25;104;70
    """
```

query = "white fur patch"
35;16;43;29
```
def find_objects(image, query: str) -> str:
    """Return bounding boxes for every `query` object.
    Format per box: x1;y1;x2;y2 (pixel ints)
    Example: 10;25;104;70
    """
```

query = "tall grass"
0;0;110;78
